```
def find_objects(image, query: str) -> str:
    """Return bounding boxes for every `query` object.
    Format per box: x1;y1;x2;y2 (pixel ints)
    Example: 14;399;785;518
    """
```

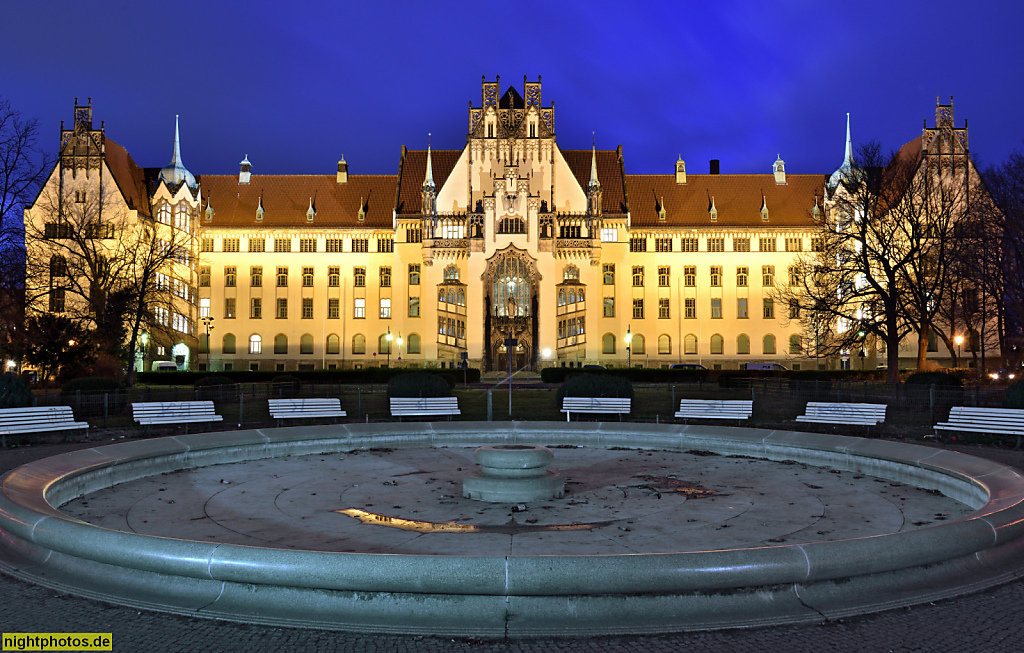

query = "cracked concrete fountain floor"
61;446;973;556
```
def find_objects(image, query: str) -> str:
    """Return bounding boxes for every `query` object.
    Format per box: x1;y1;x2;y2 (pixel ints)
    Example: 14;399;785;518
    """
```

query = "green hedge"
387;372;452;398
556;374;634;403
137;368;480;386
905;371;963;387
1004;379;1024;409
540;367;709;384
61;376;124;394
0;373;33;409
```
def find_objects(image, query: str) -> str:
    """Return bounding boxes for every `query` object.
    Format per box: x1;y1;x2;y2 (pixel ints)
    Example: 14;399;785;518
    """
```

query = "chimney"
337;156;348;184
710;159;720;175
239;155;251;185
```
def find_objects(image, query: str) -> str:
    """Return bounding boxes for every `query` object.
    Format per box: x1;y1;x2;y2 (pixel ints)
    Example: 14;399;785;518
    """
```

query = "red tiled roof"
104;138;151;217
626;174;827;228
561;149;627;215
395;149;461;216
199;174;398;228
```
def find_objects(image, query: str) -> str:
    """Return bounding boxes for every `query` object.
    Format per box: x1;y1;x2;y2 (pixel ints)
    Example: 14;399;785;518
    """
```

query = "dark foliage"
556;374;634;403
387;372;452;398
61;376;124;395
905;371;963;387
0;372;33;408
1003;379;1024;409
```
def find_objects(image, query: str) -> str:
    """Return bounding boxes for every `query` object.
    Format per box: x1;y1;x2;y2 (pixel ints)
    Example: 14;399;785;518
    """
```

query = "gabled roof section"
499;86;525;109
103;138;151;217
626;174;826;228
562;149;627;214
199;174;397;228
395;149;461;216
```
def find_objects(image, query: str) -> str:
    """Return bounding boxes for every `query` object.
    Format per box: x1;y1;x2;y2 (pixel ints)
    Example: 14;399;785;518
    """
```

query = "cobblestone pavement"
3;436;1024;652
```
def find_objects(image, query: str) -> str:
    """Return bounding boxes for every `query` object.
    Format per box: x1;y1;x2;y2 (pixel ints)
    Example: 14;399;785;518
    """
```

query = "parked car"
670;363;708;370
742;363;788;371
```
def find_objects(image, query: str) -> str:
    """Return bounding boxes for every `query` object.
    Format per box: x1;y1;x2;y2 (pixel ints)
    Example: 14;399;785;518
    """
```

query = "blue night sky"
3;1;1022;178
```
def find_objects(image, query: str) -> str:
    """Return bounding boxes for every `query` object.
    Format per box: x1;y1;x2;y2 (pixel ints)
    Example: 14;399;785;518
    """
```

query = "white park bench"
561;397;631;421
389;397;461;420
795;402;887;426
674;399;753;423
934;406;1024;447
268;398;347;426
0;406;89;447
132;401;223;433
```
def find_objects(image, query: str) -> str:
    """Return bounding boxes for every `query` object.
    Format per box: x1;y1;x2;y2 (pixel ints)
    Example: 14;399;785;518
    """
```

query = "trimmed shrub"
194;376;235;387
905;371;962;387
0;373;33;409
1003;380;1024;409
556;374;634;404
61;376;124;395
387;372;452;398
270;375;302;398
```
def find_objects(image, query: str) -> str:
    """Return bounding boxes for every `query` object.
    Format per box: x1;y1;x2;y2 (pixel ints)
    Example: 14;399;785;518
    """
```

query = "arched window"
249;334;262;354
763;334;777;354
658;334;671;355
558;289;565;306
789;334;802;354
407;333;421;354
300;334;314;355
737;334;750;355
378;334;391;354
493;255;531;317
352;334;366;355
684;334;697;355
274;334;288;354
198;334;209;354
439;289;447;304
564;265;579;281
222;333;236;354
603;333;616;354
49;255;67;278
632;334;646;355
444;265;460;282
457;289;465;306
326;333;340;355
710;334;724;355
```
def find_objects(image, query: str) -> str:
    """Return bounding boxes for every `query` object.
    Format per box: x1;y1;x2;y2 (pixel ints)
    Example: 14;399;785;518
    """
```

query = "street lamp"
386;328;392;368
396;333;403;367
625;325;632;368
201;316;215;371
954;335;964;366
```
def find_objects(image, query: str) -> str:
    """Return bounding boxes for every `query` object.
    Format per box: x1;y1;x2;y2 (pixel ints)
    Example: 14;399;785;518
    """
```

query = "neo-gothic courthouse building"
25;77;971;373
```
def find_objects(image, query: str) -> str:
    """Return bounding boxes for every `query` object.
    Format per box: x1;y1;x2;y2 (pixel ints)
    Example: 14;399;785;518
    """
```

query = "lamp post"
396;333;403;367
201;316;214;371
625;325;632;368
954;335;964;366
506;295;517;417
386;328;392;368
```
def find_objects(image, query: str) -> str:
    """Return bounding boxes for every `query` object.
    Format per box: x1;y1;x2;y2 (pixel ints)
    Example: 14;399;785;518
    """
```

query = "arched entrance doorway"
484;246;540;372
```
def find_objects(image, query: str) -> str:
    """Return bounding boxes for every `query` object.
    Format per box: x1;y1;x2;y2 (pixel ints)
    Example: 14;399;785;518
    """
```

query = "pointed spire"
843;112;853;168
829;113;858;189
158;114;197;189
171;114;182;167
423;133;434;189
588;133;599;189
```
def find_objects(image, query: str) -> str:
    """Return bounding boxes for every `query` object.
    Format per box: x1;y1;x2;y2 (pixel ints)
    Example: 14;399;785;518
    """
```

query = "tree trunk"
917;329;929;370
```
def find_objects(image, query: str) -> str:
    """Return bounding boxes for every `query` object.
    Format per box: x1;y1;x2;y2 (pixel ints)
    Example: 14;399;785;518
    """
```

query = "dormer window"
204;203;214;222
709;196;718;222
357;196;366;222
306;198;316;223
760;195;769;222
256;197;265;222
658;197;666;222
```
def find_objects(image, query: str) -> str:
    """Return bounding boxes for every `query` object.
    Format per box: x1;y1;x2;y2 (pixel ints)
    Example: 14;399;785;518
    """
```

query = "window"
737;297;748;319
409;264;420;285
380;298;391;319
603;264;615;285
444;265;460;282
223;333;236;354
632;299;644;319
223;238;240;252
763;298;774;319
300;334;313;355
250;266;263;287
600;227;616;242
788;265;800;286
352;334;366;355
406;227;422;243
380;266;392;287
785;237;802;252
328;266;340;287
276;298;287;319
684;334;697;355
763;334;776;354
249;334;262;354
658;266;670;287
274;334;288;354
603;333;616;354
409;296;420;317
736;266;748;287
789;299;800;319
302;267;314;287
199;266;211;287
658;334;671;355
632;334;646;355
684;298;696;319
354;298;365;319
655;238;672;252
199;297;211;318
629;237;647;252
759;237;776;252
302;297;313;319
224;266;236;287
603;297;614;317
733;237;750;252
353;267;366;287
737;334;750;354
49;255;67;278
710;334;723;354
407;333;421;354
710;266;722;287
684;266;696;287
377;238;394;253
351;238;369;253
224;297;236;319
274;238;291;253
49;288;65;312
632;266;644;287
708;237;725;252
711;298;722;319
326;333;340;355
299;238;316;253
789;334;802;354
326;238;343;252
249;238;266;253
250;297;262;319
680;237;698;252
276;267;288;287
563;265;580;281
762;265;775;286
659;298;670;319
44;222;72;239
328;298;339;319
200;237;213;252
811;238;823;252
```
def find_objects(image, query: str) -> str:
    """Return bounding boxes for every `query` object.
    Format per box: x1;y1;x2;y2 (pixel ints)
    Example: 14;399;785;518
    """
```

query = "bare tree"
984;143;1024;367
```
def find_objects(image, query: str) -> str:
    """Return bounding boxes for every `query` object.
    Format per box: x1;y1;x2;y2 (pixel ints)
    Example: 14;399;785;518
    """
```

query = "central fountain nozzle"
463;444;565;503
